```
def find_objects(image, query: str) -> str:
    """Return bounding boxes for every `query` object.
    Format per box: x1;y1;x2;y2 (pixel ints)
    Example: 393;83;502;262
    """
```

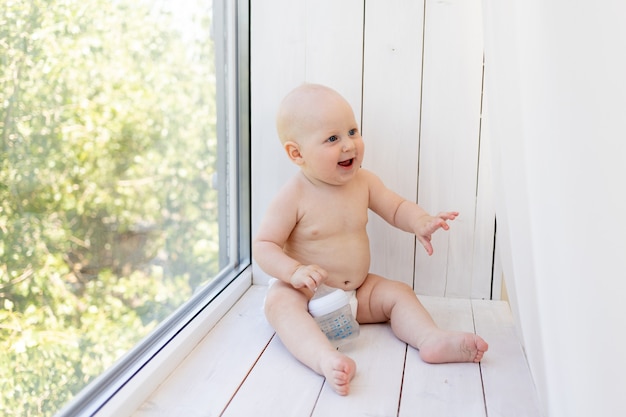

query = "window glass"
0;0;242;415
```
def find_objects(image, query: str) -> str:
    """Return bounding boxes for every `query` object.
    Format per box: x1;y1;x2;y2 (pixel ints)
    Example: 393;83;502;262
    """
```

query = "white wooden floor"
132;285;541;417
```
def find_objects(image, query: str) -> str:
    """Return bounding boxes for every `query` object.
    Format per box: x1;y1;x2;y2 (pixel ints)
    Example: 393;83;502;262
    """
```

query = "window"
0;0;250;415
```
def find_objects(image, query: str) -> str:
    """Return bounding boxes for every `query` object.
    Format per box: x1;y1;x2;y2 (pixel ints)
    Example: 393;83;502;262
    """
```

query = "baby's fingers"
417;235;434;256
438;219;450;231
437;211;459;221
433;212;458;231
296;265;327;291
306;272;322;291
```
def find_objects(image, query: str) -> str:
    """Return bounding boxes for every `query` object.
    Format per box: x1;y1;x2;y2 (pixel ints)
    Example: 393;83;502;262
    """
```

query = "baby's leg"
264;281;356;395
356;274;488;363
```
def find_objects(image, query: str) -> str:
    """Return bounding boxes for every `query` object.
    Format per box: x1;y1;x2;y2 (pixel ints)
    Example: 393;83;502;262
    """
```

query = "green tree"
0;0;219;414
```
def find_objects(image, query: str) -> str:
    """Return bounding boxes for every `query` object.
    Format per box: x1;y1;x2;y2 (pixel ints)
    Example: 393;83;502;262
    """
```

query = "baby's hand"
416;211;459;256
291;264;328;292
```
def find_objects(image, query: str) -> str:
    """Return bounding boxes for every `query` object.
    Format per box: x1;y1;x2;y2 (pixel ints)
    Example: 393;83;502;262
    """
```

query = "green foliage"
0;0;220;415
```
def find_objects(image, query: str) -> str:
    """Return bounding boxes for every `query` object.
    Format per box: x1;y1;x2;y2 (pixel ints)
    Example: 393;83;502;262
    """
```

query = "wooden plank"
250;0;304;285
304;0;364;118
471;87;497;299
312;324;406;417
472;299;542;417
130;289;540;417
250;0;364;285
414;0;485;298
362;0;424;287
479;95;503;300
131;285;273;417
399;296;485;417
221;334;324;417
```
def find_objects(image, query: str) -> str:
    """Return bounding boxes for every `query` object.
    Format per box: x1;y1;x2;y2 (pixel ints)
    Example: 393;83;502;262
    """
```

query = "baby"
253;83;488;396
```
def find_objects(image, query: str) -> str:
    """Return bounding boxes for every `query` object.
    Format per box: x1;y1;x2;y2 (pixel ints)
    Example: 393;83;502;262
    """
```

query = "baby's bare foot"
319;350;356;396
418;331;488;364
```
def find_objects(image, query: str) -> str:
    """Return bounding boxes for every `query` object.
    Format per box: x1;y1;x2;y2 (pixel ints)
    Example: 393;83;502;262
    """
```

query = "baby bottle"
308;285;360;346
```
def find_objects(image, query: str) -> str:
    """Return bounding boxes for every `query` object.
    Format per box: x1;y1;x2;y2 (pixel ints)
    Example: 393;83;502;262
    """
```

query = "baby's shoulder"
356;167;377;180
355;168;383;186
283;172;310;194
269;173;308;207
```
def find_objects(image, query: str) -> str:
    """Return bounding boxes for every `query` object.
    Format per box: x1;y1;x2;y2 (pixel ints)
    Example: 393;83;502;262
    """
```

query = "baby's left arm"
363;169;457;256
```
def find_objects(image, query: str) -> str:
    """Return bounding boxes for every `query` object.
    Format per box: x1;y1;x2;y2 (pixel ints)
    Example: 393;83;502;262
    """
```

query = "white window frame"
56;0;251;415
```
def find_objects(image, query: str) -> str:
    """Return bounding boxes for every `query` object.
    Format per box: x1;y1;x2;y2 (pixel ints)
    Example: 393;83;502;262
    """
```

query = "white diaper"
345;289;358;319
266;278;358;319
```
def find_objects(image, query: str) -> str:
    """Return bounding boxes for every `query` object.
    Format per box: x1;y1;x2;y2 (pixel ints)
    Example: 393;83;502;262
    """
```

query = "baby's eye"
348;129;357;136
327;135;338;143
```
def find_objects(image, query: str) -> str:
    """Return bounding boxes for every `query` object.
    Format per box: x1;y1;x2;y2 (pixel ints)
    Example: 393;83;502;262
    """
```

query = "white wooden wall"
251;0;496;299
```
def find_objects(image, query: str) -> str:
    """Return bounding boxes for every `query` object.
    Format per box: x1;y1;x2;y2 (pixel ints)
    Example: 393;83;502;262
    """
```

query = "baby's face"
294;92;364;186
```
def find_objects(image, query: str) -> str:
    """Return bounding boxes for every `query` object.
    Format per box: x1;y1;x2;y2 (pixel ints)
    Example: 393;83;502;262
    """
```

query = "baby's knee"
384;279;413;293
263;284;282;316
263;281;307;317
386;280;419;302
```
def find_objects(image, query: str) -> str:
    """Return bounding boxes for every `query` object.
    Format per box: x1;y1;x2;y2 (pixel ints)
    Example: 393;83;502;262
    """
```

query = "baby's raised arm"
363;169;457;256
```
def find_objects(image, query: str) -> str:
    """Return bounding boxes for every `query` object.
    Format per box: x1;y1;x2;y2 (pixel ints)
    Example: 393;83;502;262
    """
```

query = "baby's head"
276;83;356;146
274;83;364;185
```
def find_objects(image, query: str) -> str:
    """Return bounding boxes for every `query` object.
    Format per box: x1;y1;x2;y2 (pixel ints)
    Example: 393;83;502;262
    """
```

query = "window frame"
55;0;251;415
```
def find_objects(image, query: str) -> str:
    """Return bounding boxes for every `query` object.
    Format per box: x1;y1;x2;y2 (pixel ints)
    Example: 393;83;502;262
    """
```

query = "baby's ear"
284;141;304;165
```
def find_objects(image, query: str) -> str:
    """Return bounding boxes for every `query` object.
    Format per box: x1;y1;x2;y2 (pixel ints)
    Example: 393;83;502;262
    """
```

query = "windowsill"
125;284;542;416
92;267;253;417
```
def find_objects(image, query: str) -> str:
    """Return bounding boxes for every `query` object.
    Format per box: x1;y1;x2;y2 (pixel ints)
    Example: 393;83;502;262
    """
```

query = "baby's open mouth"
338;158;354;167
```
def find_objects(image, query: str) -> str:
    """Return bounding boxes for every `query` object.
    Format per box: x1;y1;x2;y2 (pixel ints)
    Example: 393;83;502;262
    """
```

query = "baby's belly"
323;257;370;290
285;236;371;290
